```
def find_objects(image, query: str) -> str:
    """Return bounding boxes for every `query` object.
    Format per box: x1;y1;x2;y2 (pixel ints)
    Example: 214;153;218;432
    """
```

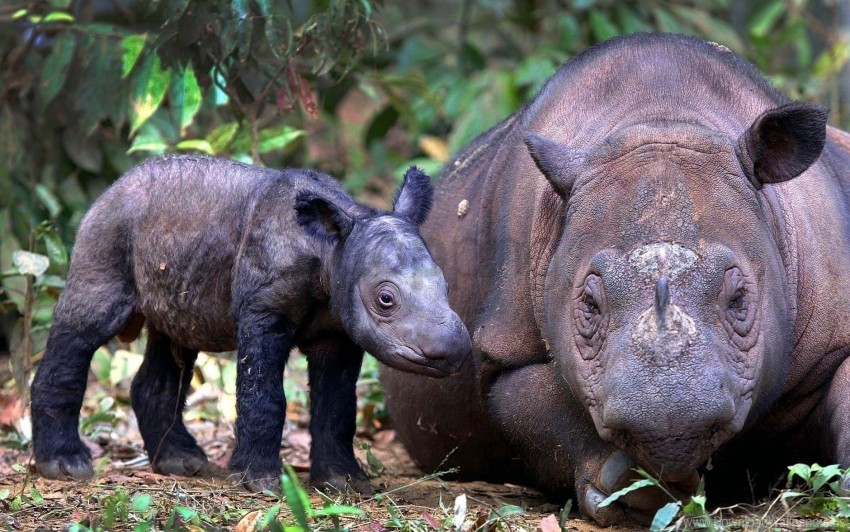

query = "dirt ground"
0;351;620;531
0;429;617;531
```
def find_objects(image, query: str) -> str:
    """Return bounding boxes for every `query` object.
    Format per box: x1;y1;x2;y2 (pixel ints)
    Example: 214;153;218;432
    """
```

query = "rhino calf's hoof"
36;455;94;481
311;473;375;496
153;453;223;478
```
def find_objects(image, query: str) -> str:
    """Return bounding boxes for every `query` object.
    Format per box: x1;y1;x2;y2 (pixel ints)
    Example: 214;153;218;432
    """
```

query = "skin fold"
381;33;850;525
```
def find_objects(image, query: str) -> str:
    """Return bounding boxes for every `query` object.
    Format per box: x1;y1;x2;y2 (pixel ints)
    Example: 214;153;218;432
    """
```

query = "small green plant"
598;469;714;531
780;463;850;527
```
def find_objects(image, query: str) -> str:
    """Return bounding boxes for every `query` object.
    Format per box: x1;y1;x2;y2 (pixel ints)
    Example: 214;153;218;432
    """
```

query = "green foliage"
783;463;850;526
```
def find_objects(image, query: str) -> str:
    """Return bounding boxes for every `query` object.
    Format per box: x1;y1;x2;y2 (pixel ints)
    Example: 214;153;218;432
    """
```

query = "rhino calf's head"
295;167;471;377
526;101;827;482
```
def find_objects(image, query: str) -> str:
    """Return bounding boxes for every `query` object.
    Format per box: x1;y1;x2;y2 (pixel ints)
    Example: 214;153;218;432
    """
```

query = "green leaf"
207;122;240;153
175;140;214;154
558;499;572;528
652;7;684;33
597;479;655;508
682;495;707;517
0;489;8;500
615;4;647;34
41;231;68;266
12;9;27;20
127;125;169;154
788;463;812;485
588;10;619;41
263;8;292;60
173;65;202;134
260;503;281;528
494;504;525;517
35;184;62;219
13;251;49;277
313;505;364;517
813;464;844;492
29;487;44;505
39;32;76;110
130;54;172;135
259;126;304;153
42;11;74;22
750;0;785;39
122;34;147;79
670;6;743;51
650;501;681;532
281;465;311;531
231;0;253;63
132;493;152;512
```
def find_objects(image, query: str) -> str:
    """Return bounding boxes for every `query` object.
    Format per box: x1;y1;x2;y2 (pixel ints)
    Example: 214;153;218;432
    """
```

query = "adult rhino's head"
525;102;827;483
295;167;471;377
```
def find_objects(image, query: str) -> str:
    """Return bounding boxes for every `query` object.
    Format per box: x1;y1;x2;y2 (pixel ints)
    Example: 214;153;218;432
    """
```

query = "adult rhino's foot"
580;450;700;526
36;453;94;481
311;471;375;496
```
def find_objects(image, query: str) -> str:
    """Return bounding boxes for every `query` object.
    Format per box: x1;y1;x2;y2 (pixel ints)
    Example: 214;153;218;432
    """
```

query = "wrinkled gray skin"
31;155;471;494
382;33;850;525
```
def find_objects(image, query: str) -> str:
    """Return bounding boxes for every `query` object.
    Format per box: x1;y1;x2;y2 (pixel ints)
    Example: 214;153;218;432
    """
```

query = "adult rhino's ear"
294;191;354;245
524;133;583;196
736;102;828;190
393;166;433;225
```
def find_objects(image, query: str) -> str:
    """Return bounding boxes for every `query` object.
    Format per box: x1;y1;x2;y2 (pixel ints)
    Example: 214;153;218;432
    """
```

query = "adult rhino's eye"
719;267;757;348
573;274;608;359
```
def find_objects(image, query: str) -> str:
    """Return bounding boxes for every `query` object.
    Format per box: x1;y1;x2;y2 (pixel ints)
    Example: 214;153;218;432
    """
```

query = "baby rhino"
31;155;471;493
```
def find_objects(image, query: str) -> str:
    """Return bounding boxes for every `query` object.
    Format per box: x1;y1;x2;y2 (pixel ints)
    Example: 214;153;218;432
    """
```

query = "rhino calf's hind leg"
306;339;373;494
131;328;214;477
31;278;135;480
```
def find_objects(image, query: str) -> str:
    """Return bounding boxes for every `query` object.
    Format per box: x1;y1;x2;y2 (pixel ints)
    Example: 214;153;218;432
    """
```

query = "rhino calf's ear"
393;166;434;225
736;101;828;189
524;132;582;196
294;191;354;244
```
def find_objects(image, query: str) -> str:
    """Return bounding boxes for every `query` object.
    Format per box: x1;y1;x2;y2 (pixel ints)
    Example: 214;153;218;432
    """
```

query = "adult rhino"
382;33;850;525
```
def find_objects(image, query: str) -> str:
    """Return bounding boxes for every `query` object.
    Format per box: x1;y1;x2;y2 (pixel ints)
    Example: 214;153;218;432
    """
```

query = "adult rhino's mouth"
605;423;737;483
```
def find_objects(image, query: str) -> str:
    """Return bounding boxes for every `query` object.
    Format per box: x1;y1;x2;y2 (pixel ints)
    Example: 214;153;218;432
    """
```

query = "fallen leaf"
539;513;561;532
422;511;441;529
0;393;22;426
235;510;262;532
453;493;467;530
372;430;396;449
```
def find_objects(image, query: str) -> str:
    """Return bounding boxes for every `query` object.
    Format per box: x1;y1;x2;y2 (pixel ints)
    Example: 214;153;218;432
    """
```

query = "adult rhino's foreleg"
815;356;850;494
304;338;372;494
489;362;697;526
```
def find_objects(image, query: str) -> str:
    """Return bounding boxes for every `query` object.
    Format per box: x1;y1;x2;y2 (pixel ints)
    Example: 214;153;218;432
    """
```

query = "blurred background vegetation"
0;0;849;415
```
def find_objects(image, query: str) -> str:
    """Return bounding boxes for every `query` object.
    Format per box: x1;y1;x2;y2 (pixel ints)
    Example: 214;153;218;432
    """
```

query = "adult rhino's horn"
524;133;584;196
736;101;828;190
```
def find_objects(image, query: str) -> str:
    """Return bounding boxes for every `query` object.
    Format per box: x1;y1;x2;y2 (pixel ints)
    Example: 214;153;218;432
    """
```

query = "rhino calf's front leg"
305;338;373;494
229;311;293;492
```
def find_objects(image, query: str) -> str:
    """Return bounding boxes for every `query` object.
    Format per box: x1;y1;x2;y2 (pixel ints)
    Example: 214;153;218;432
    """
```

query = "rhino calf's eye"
374;283;400;316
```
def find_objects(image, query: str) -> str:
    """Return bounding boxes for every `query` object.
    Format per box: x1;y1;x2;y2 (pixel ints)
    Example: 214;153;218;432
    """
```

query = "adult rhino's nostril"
654;276;670;328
